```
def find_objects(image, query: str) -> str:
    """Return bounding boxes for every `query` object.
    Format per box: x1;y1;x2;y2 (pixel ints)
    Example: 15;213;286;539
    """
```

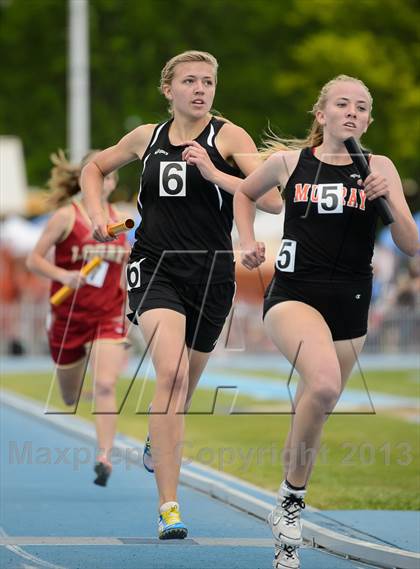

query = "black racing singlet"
130;117;241;284
275;147;378;282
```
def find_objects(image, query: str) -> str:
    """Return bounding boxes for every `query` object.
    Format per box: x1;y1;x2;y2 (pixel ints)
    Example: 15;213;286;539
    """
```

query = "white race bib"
86;261;109;288
275;239;296;273
159;161;187;197
126;259;145;291
317;183;343;214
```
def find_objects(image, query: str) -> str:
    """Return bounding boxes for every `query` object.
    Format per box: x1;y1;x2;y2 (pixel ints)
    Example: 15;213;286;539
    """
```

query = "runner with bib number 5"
234;75;418;568
81;50;282;540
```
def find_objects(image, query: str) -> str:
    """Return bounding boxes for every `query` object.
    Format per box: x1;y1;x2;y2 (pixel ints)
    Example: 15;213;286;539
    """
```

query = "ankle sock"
160;501;178;514
285;479;306;492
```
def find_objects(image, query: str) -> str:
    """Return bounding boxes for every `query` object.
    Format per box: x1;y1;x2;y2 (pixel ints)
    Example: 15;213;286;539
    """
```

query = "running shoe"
93;461;112;487
273;543;300;568
143;434;154;473
143;404;154;473
158;503;188;540
268;481;306;546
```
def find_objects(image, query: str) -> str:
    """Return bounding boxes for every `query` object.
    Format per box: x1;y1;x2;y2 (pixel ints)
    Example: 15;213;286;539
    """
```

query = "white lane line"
2;390;419;569
1;537;122;546
0;528;67;569
0;537;274;547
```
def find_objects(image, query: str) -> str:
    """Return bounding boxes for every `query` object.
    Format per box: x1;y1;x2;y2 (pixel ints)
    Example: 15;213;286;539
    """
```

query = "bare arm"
224;125;283;214
233;152;291;269
182;123;283;214
369;155;419;256
80;124;156;242
26;207;86;288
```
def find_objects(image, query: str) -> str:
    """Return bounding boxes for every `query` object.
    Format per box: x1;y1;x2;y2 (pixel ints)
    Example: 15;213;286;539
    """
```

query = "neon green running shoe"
158;503;188;540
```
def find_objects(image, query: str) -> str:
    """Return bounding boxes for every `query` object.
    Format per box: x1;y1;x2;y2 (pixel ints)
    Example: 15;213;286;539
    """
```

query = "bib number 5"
317;183;343;214
159;162;187;197
275;239;296;273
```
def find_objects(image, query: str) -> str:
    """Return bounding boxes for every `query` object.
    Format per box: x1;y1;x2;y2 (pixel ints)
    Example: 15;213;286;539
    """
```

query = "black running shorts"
127;268;235;353
263;277;372;341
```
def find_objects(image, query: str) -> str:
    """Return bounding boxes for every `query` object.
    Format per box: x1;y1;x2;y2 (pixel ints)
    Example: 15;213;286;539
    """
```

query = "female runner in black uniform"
234;74;418;568
81;50;281;539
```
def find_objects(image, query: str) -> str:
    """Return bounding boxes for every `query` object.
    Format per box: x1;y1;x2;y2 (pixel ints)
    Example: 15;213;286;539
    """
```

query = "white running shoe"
273;543;300;569
268;481;306;546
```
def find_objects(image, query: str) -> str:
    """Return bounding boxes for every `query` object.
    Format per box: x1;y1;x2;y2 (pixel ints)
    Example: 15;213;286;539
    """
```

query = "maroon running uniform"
48;201;128;366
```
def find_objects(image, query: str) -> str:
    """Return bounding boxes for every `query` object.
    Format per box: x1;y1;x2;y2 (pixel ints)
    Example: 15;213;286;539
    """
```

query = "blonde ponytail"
46;149;100;209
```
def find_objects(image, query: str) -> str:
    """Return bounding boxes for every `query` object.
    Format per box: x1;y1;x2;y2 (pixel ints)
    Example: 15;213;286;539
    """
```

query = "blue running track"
0;398;370;569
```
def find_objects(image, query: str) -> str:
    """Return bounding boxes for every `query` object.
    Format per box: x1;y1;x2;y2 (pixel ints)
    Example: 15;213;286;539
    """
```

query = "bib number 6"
275;239;296;273
159;161;186;197
126;259;145;291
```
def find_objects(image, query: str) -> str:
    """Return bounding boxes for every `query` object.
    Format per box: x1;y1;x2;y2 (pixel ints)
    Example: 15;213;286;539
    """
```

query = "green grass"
217;367;420;399
1;371;419;510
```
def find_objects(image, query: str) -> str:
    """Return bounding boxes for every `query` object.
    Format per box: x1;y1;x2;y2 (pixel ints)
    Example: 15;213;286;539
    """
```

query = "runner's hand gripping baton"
50;219;134;306
107;218;135;237
344;137;394;225
50;256;103;306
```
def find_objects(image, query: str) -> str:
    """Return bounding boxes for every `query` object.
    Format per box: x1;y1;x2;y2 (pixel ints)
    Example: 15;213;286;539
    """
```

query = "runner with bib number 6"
81;50;282;540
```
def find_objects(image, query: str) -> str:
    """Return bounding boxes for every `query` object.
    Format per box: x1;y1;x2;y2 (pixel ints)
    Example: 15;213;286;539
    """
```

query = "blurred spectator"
0;191;50;355
371;243;398;305
393;256;420;306
378;211;420;258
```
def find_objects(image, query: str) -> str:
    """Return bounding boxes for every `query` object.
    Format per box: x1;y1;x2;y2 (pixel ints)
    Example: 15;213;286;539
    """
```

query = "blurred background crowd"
1;0;419;357
1;184;418;357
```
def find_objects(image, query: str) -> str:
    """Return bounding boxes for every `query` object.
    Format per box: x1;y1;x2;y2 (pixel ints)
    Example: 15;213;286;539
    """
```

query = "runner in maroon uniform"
27;150;129;487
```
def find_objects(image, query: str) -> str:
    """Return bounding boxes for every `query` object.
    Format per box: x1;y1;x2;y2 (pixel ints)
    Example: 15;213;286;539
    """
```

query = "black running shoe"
93;462;112;486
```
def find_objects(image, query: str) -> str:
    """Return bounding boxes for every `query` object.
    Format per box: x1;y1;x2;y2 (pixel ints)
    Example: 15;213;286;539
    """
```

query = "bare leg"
264;301;342;488
281;335;366;483
282;380;305;480
139;309;189;507
185;348;212;411
55;357;87;406
335;336;367;391
90;340;128;463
